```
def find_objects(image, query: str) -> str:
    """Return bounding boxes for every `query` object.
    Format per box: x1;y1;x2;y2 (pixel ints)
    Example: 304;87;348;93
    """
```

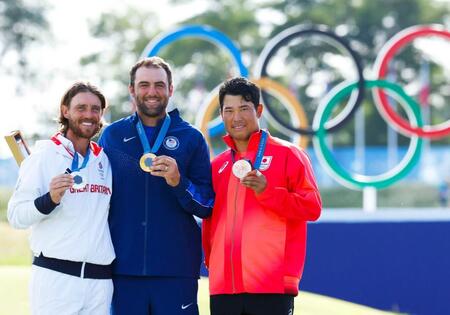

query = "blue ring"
141;24;248;78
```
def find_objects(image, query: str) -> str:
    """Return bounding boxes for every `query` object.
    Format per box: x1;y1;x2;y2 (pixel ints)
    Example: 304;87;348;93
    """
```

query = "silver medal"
232;160;252;179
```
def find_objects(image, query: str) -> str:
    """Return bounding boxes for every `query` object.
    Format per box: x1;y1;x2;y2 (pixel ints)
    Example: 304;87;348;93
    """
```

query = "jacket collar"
51;132;101;157
223;129;269;153
131;108;180;126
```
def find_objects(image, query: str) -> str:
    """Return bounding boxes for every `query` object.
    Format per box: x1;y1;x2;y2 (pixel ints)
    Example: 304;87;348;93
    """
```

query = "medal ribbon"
253;130;268;169
231;129;268;170
136;115;171;155
71;146;91;172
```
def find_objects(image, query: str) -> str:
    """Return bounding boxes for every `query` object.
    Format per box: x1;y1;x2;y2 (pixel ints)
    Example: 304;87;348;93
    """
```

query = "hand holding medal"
240;169;267;194
232;130;268;194
49;173;74;204
136;115;171;174
50;144;91;204
149;155;181;187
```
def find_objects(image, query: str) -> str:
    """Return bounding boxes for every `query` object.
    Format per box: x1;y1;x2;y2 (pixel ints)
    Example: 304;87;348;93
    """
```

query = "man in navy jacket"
99;56;214;315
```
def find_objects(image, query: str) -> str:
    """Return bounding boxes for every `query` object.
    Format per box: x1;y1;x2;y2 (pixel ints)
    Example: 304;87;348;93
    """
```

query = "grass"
0;223;400;314
0;267;397;315
0;266;30;315
0;222;31;265
0;187;12;222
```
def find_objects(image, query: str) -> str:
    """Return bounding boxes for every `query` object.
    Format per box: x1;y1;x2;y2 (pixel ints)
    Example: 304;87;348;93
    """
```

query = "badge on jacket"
259;156;273;171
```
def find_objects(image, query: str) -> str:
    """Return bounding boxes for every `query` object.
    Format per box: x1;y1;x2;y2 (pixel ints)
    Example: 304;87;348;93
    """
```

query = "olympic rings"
142;23;448;190
196;77;310;153
254;24;365;135
373;25;450;139
141;24;248;77
313;80;423;189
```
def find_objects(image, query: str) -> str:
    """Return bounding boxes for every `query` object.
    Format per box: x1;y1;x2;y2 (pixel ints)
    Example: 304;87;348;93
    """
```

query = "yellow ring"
200;77;309;157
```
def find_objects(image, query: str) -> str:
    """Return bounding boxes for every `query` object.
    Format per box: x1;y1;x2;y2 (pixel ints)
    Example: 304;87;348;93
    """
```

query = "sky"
0;0;207;158
1;0;449;159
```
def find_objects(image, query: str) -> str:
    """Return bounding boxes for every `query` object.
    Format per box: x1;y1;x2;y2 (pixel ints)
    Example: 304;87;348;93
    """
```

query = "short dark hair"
129;56;173;87
58;81;107;134
218;77;260;111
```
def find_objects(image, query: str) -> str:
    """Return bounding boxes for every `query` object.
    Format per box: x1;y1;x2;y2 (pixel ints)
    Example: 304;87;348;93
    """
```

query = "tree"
79;8;162;122
81;1;263;124
0;0;49;79
81;0;450;145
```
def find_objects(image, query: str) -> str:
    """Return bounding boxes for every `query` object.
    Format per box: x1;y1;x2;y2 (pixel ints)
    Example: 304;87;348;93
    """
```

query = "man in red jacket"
202;77;322;315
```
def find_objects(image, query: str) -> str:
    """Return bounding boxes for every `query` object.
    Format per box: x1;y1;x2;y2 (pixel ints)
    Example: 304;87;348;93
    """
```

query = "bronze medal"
71;171;85;189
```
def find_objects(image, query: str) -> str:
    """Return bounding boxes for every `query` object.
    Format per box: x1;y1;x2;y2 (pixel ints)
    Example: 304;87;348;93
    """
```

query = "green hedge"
0;188;12;222
321;183;442;208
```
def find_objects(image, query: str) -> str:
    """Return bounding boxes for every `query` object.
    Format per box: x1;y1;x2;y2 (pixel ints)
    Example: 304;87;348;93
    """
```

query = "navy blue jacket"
99;109;214;278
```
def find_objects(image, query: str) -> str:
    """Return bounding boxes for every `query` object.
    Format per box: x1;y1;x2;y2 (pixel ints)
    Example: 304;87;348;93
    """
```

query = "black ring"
254;25;365;135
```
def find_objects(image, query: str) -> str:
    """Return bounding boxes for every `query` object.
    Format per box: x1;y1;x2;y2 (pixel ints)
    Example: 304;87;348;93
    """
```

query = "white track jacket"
8;133;115;265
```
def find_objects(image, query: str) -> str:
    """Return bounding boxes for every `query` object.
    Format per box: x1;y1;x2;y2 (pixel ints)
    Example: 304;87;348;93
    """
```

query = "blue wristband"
34;192;59;215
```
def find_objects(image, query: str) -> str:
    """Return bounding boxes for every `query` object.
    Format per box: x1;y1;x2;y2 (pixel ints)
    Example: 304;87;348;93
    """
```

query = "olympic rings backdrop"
141;24;450;190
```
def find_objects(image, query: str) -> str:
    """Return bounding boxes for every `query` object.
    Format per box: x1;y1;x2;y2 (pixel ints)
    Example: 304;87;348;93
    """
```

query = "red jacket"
202;130;321;295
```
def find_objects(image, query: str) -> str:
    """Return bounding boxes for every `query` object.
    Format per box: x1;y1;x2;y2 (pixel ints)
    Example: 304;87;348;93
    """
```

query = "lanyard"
136;115;171;155
231;130;268;170
71;147;90;172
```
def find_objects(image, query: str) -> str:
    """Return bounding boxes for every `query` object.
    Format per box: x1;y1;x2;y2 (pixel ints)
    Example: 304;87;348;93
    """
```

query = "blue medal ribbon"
71;146;91;172
231;129;268;170
70;146;91;186
253;130;268;170
136;114;171;155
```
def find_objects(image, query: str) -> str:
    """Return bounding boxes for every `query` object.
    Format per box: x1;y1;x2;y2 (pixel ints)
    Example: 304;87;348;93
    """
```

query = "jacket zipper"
143;174;149;274
230;179;239;293
83;158;91;271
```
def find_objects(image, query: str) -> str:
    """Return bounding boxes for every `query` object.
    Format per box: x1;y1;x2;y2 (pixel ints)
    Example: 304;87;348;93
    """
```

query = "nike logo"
181;303;193;310
123;136;136;143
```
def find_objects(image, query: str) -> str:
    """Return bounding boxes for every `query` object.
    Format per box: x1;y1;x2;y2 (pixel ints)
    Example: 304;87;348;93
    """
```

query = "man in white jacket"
7;82;115;315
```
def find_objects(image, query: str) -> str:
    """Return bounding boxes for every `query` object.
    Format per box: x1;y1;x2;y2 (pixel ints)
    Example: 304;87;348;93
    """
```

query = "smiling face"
129;66;173;122
62;91;103;140
221;94;263;149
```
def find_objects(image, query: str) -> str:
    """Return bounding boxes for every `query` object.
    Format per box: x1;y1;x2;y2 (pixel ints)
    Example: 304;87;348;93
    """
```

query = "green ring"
312;79;423;190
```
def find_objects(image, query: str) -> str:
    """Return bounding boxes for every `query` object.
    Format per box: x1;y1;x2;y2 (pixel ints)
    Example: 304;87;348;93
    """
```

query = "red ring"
374;25;450;138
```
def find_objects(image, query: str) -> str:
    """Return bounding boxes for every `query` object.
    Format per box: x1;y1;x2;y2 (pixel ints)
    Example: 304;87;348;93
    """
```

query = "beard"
135;94;168;118
67;118;101;139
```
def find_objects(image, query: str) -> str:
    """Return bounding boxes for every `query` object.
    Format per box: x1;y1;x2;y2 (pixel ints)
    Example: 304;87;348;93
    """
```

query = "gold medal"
232;160;252;179
140;153;157;172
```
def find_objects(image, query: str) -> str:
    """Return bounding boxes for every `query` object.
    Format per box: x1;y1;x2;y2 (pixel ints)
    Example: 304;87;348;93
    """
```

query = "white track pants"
29;266;113;315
